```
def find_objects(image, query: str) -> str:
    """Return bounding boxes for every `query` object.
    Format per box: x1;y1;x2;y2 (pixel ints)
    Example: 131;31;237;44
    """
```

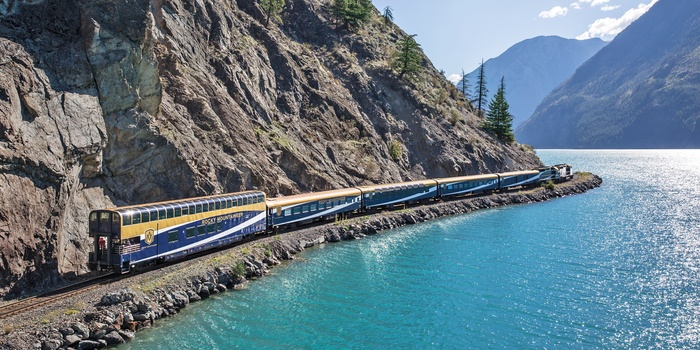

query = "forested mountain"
462;36;605;129
517;0;700;148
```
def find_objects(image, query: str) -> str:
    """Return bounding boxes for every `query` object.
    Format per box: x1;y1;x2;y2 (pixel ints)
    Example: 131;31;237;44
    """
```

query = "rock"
92;329;107;339
64;334;81;346
59;328;75;336
217;284;227;292
123;313;134;323
41;339;62;350
199;287;210;298
103;331;125;345
133;313;148;322
77;340;101;350
100;290;135;306
187;290;201;302
71;323;90;339
118;329;135;341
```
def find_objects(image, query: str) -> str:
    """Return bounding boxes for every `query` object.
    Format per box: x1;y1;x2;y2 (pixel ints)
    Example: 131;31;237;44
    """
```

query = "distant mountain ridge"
462;36;606;128
516;0;700;148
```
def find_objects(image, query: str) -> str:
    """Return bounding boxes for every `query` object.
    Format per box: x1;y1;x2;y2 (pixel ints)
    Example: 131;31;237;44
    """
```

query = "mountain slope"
0;0;540;296
517;0;700;148
463;36;606;128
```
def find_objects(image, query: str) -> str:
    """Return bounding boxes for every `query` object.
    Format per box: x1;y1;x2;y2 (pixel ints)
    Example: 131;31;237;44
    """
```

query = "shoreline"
0;173;602;349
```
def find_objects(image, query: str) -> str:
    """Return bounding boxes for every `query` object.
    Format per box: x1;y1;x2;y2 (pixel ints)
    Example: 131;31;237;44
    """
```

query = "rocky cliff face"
0;0;540;297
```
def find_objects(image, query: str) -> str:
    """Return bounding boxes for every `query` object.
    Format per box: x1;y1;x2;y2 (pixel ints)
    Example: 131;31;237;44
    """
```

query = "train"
89;164;573;273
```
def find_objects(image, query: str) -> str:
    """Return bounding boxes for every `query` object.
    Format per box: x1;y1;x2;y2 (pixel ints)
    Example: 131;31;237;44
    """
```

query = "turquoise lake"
119;150;700;349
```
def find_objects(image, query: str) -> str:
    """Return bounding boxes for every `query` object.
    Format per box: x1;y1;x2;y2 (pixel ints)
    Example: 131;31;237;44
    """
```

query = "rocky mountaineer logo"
144;228;155;245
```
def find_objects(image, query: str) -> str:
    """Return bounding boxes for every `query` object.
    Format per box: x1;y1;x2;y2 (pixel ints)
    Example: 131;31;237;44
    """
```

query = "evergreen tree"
331;0;372;30
484;76;515;142
259;0;285;28
383;5;394;25
472;59;488;117
391;34;423;78
459;69;470;100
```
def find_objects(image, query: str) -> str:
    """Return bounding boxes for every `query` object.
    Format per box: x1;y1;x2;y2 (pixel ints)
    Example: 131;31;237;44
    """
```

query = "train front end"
88;210;122;271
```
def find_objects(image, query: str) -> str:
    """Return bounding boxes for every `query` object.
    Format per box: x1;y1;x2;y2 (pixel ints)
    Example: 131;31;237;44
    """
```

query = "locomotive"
89;164;573;273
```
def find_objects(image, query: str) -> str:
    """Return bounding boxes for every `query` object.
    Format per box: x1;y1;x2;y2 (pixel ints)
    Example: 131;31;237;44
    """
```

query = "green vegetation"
387;139;403;161
382;6;393;25
484;76;514;143
391;34;423;79
472;59;488;117
459;69;470;101
240;246;251;255
232;261;247;278
543;180;556;190
332;0;373;30
259;0;285;27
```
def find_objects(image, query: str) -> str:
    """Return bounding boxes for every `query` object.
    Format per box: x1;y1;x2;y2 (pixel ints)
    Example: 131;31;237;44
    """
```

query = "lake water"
119;150;700;349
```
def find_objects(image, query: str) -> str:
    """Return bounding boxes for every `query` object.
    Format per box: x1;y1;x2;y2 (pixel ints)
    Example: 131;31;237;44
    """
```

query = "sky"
370;0;659;82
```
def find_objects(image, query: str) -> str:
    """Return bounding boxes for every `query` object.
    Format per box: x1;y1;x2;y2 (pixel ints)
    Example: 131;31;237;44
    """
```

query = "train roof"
497;170;540;177
356;179;437;192
266;188;362;207
98;190;266;214
433;174;498;184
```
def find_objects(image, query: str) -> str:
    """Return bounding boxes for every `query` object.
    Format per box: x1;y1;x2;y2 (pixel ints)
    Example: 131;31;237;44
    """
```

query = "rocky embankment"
0;174;601;350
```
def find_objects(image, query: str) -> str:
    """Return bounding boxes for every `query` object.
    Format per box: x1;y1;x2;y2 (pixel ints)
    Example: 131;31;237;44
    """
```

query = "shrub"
388;139;403;161
543;180;555;190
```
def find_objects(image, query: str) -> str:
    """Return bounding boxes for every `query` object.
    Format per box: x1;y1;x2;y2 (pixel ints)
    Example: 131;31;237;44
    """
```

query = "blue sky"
370;0;658;81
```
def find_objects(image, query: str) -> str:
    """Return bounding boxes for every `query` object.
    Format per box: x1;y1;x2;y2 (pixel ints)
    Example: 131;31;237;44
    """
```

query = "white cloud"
601;4;620;11
571;2;582;10
539;6;568;19
577;0;659;40
447;74;461;84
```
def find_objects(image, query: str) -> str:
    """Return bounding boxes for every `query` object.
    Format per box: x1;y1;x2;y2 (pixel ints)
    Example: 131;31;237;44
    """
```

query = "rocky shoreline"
0;173;602;350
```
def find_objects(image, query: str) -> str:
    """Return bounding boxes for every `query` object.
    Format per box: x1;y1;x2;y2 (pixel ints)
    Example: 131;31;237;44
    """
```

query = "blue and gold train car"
89;191;266;273
435;174;499;198
497;170;540;189
266;188;362;229
357;180;438;210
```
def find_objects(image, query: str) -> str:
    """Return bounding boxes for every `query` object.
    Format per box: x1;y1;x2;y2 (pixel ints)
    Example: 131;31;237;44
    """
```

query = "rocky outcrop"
0;0;541;297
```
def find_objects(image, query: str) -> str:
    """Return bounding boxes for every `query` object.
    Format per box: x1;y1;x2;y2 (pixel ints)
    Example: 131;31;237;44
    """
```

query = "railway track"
0;274;116;320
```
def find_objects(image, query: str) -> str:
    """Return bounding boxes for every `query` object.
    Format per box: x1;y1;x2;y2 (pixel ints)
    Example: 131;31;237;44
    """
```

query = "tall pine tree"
484;76;515;143
331;0;372;30
391;34;422;78
472;59;488;117
459;69;470;100
259;0;285;28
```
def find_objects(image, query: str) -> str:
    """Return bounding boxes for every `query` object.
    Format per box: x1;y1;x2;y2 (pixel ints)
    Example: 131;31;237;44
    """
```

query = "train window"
202;203;209;213
237;198;242;206
207;223;216;234
186;227;196;238
174;207;181;217
284;209;291;216
311;204;317;211
222;200;227;209
227;200;233;208
167;207;174;219
132;212;141;225
189;204;195;214
197;225;206;236
90;212;97;223
293;207;301;215
243;197;248;206
159;209;166;220
215;200;221;210
196;204;202;213
150;210;158;222
258;195;264;202
250;196;256;204
168;231;178;243
302;205;309;213
123;213;131;226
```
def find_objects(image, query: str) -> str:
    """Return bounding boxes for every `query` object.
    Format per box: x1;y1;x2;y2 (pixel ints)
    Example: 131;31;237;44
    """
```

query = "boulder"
103;331;125;345
77;340;101;350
